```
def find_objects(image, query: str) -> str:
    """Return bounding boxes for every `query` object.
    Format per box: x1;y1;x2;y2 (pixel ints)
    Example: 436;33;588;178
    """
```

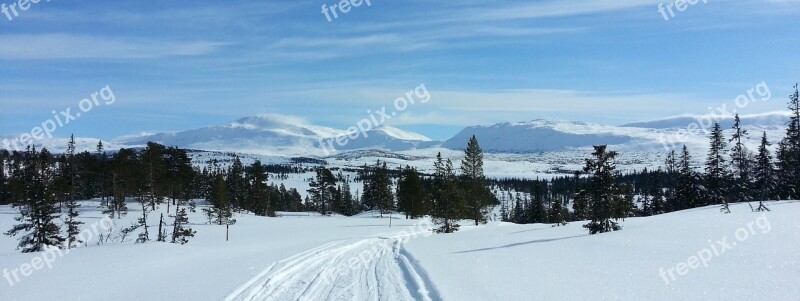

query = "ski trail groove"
225;237;441;301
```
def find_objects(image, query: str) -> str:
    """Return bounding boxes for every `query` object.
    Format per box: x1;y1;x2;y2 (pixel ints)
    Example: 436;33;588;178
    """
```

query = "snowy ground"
1;201;798;300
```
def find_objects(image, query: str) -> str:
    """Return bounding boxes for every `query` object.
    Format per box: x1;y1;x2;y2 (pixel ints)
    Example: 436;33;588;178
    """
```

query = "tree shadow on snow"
453;235;587;254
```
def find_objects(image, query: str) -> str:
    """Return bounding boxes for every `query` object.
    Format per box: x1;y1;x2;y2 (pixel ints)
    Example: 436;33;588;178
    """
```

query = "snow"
1;200;798;301
114;114;438;156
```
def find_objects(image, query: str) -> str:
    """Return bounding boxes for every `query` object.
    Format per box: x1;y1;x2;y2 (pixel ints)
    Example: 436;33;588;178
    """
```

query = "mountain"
621;112;790;130
115;114;437;156
441;114;791;154
442;119;656;152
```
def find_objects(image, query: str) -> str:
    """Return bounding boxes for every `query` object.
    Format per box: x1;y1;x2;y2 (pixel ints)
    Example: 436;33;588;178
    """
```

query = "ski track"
225;236;441;301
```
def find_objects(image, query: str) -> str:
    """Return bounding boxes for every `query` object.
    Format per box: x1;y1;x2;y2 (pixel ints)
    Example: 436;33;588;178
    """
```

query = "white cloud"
0;34;228;60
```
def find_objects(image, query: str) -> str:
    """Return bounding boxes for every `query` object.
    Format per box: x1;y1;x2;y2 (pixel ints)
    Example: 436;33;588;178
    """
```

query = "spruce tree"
144;142;168;210
777;84;800;199
548;197;567;226
461;135;491;226
308;167;336;216
572;171;589;220
671;146;701;211
512;192;525;224
65;196;83;249
527;195;547;224
5;147;65;252
729;114;753;203
663;150;678;209
753;132;775;212
581;145;623;235
337;178;358;216
706;122;731;213
397;166;428;219
648;170;666;215
64;135;84;249
430;153;463;233
360;161;393;217
246;161;272;216
205;174;234;224
226;156;247;210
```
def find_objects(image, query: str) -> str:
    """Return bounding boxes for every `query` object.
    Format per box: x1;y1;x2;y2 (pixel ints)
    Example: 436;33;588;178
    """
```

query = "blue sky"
0;0;798;141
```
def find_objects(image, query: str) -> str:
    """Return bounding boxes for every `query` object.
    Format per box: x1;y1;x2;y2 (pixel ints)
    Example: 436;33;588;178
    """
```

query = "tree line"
303;135;498;233
497;84;800;234
0;138;307;252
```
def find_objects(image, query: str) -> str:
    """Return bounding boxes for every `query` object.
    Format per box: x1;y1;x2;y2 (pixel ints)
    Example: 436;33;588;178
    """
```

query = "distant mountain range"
115;114;438;156
4;112;791;157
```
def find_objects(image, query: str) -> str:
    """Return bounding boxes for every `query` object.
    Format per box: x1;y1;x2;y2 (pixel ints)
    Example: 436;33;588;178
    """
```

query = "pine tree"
499;192;509;222
95;140;113;206
144;142;168;211
649;170;666;215
205;174;234;224
64;135;84;249
753;132;775;212
512;192;525;224
581;145;623;235
226;156;247;210
572;171;589;220
360;162;393;217
65;195;83;249
670;146;702;211
461;135;491;226
430;153;463;233
729;114;753;203
135;198;150;243
397;166;428;219
246;161;272;216
706;122;731;213
5;147;65;252
548;197;567;226
336;178;358;216
171;206;195;245
777;84;800;199
526;195;547;223
663;150;678;211
308;167;336;216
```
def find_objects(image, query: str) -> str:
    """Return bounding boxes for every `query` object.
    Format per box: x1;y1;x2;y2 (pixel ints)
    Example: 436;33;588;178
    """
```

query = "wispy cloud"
0;34;229;60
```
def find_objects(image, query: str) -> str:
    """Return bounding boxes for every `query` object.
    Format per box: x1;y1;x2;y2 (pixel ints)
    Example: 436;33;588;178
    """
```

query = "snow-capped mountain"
442;113;790;154
621;112;789;130
442;119;657;152
115;114;438;156
6;112;791;158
